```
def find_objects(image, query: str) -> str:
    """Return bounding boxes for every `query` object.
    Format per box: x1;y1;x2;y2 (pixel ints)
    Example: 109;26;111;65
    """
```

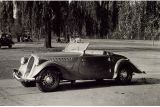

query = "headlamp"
35;57;40;66
21;57;28;65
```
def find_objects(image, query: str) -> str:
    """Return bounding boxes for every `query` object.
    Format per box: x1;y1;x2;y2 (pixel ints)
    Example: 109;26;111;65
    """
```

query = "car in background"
21;35;33;42
56;37;68;43
13;42;145;92
0;33;14;48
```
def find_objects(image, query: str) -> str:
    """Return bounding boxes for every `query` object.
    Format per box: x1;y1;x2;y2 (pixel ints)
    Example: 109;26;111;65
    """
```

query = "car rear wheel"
115;67;132;84
36;68;60;92
21;81;36;87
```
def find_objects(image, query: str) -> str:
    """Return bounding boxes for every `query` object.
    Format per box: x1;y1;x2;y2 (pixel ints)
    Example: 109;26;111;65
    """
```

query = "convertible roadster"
13;42;145;92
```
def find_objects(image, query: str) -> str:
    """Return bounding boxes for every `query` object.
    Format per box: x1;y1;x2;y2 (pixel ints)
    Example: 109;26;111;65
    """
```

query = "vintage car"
13;42;145;92
56;37;68;43
21;35;33;42
0;33;14;48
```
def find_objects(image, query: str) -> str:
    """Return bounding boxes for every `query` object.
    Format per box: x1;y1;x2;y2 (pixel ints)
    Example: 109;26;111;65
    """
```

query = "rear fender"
113;59;145;78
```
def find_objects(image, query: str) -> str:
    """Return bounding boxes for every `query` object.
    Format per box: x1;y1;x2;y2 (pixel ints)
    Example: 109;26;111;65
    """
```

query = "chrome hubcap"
45;76;53;84
121;71;127;78
43;73;54;85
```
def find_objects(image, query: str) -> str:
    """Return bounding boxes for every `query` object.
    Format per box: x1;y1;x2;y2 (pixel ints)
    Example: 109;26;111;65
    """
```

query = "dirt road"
0;40;160;105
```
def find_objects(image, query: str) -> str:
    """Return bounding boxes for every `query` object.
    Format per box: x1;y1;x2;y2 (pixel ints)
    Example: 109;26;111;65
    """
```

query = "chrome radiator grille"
26;56;34;74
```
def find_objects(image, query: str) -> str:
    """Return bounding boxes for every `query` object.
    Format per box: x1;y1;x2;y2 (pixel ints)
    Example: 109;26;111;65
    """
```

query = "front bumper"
13;69;35;82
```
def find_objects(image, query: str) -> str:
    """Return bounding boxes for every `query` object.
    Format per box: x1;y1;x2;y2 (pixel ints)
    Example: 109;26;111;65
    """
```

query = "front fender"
28;61;64;78
113;59;145;78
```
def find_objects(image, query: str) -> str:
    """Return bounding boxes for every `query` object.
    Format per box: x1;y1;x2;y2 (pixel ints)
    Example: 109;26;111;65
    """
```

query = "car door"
78;55;113;79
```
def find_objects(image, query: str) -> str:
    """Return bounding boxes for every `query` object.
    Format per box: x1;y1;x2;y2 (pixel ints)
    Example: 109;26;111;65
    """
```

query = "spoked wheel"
36;68;60;92
115;67;132;84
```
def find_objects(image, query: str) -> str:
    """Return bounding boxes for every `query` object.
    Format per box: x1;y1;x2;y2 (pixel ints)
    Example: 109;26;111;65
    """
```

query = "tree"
0;1;14;33
2;1;160;45
32;1;43;40
42;1;52;48
112;1;119;31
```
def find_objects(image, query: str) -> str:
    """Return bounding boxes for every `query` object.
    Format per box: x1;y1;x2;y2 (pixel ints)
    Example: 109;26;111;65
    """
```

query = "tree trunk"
44;21;52;48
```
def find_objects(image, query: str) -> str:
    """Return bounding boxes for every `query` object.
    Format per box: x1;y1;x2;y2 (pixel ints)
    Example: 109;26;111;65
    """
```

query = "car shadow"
57;78;160;92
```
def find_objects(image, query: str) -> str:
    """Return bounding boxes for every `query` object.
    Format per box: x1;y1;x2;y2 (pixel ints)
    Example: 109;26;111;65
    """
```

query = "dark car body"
0;33;14;48
13;42;145;92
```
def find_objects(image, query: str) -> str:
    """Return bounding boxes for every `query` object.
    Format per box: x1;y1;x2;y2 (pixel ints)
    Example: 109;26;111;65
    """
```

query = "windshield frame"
63;42;89;53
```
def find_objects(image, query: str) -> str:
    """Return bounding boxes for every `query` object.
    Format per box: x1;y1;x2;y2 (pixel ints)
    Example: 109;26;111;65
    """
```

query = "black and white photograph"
0;0;160;106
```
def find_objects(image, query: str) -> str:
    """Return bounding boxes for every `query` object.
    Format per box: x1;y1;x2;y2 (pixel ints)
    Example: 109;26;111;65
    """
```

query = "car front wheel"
36;68;60;92
115;67;132;84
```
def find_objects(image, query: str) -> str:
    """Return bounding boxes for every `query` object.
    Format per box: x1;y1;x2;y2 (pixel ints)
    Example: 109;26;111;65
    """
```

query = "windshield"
63;42;89;52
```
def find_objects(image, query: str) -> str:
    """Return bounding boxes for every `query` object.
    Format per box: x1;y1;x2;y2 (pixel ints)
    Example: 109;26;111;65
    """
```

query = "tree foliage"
1;1;160;48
